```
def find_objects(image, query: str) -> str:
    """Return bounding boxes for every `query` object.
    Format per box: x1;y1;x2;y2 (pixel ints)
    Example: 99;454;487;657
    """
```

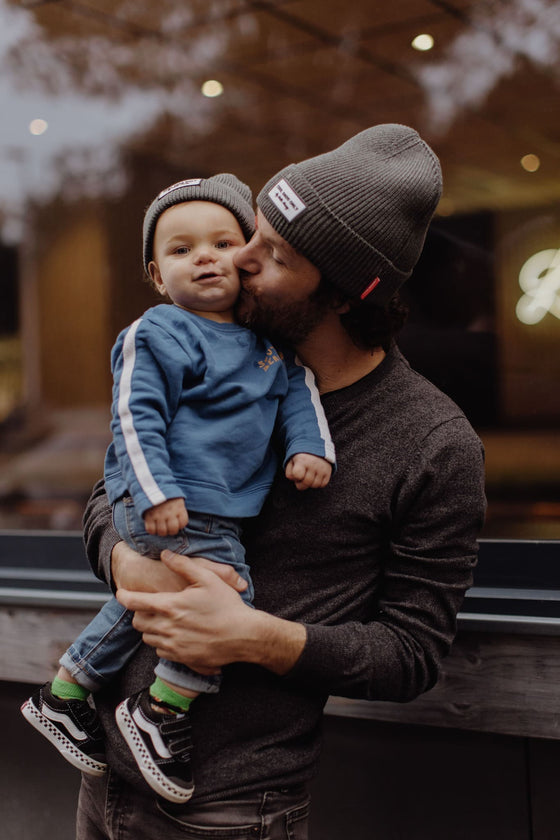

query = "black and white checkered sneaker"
21;682;107;776
115;688;194;803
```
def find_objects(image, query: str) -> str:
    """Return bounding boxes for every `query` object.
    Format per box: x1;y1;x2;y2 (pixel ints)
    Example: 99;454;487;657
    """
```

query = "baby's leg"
114;511;250;803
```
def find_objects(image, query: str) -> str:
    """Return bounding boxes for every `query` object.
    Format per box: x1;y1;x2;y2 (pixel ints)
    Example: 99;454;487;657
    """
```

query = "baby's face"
149;201;245;322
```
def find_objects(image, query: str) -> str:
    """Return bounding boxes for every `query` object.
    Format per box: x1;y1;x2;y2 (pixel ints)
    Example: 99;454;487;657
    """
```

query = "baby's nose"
194;247;215;263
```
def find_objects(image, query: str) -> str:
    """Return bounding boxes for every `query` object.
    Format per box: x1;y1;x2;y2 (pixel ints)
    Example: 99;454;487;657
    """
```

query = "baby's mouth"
195;271;222;282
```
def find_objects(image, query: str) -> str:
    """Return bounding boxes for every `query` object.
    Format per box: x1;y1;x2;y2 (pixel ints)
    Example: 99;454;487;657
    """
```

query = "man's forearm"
117;552;306;676
217;607;307;676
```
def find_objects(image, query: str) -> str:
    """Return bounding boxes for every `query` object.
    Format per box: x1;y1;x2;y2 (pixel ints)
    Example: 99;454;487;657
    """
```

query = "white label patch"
157;179;203;200
268;178;306;222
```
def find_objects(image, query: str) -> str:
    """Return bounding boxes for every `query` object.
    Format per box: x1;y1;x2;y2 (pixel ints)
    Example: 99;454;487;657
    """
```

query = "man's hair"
319;279;408;352
340;295;409;352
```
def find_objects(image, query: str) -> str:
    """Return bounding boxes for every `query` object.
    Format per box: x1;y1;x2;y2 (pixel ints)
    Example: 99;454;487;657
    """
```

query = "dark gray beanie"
143;173;255;274
257;124;442;306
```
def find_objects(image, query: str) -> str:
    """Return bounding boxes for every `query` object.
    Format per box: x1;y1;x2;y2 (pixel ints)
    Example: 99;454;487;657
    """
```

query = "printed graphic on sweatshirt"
257;346;284;372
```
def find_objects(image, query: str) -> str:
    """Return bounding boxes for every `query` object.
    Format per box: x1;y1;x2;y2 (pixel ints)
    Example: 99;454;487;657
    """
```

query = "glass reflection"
0;0;558;537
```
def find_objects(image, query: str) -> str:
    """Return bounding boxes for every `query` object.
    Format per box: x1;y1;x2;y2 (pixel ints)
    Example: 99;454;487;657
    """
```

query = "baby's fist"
285;453;332;490
143;497;188;536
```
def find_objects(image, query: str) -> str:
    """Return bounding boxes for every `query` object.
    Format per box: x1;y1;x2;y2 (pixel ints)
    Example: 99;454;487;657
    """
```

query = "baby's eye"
215;240;230;250
175;245;190;254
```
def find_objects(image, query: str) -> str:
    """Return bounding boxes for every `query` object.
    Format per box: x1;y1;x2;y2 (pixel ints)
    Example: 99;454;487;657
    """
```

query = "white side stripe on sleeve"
296;357;336;464
117;319;167;507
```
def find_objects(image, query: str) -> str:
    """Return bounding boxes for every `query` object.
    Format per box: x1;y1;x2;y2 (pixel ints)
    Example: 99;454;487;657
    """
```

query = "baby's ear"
148;261;166;296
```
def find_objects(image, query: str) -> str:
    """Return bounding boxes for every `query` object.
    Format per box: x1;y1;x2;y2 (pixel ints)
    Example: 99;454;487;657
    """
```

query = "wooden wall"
4;677;560;840
3;604;560;741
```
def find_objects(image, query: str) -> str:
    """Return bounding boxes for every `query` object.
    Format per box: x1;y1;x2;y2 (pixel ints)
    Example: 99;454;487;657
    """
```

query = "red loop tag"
360;277;381;300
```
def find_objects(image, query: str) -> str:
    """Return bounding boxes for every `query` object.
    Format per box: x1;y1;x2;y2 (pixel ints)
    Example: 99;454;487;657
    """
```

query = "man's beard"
236;279;333;346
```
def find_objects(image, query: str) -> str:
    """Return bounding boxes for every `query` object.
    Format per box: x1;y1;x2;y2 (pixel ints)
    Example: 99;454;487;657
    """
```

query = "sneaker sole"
115;701;194;803
21;699;107;777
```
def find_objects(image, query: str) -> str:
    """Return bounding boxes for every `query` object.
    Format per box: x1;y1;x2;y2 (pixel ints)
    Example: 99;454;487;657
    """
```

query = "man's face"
234;210;329;345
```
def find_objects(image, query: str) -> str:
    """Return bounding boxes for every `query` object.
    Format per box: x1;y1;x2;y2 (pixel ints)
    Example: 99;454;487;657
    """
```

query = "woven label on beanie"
157;179;203;200
268;179;306;222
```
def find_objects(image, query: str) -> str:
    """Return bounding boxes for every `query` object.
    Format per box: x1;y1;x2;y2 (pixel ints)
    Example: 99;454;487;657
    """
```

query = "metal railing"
0;531;559;632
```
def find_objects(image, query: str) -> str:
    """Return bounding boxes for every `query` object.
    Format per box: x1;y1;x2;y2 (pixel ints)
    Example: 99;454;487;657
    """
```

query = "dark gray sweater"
84;345;486;802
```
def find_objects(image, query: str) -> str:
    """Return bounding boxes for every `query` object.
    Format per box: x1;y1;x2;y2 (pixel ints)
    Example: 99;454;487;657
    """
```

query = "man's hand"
285;453;332;490
111;541;248;595
117;550;306;675
143;497;189;536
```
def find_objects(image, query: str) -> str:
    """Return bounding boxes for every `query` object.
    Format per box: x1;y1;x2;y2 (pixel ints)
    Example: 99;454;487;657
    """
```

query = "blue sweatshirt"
104;304;335;519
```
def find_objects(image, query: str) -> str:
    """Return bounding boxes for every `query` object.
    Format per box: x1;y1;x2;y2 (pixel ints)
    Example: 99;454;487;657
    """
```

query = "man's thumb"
160;550;203;582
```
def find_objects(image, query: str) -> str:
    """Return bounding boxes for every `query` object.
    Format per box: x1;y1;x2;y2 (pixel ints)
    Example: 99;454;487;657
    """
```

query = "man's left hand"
117;549;307;676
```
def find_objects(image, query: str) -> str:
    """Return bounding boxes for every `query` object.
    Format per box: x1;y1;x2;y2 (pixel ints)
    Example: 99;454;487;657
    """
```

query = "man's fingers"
159;551;211;584
117;587;172;615
161;550;247;592
201;559;247;591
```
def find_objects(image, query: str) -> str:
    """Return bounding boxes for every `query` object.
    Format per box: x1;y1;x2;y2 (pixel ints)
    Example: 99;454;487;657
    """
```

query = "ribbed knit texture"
51;676;89;701
150;677;193;712
257;124;442;305
143;173;255;273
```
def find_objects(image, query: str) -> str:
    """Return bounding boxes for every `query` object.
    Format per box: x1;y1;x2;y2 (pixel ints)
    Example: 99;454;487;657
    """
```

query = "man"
79;124;486;838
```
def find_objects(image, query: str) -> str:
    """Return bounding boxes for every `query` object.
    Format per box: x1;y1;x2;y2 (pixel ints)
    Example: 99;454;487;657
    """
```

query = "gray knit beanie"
143;173;255;274
257;124;442;306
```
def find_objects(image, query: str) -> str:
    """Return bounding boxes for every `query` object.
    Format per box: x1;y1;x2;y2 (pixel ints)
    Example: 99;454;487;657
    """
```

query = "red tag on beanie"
360;277;381;300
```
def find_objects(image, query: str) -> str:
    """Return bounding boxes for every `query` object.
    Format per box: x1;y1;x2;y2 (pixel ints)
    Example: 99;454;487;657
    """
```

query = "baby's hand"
285;453;332;491
143;497;188;536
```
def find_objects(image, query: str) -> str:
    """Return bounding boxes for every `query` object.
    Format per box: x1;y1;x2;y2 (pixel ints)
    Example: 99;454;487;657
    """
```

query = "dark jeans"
77;771;310;839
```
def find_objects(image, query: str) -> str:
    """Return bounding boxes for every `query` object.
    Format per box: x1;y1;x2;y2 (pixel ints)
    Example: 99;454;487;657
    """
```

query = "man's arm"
83;478;121;590
287;421;487;702
89;418;485;701
117;551;306;675
118;419;486;702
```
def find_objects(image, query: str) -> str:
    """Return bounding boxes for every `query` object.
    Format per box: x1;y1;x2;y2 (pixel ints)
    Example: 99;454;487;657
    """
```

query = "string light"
520;154;540;173
29;118;48;135
201;80;224;98
411;34;434;52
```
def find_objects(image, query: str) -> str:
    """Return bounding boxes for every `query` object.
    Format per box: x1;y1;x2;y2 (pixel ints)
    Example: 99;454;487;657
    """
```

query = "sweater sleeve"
288;419;486;702
82;478;119;592
109;318;191;517
276;354;336;466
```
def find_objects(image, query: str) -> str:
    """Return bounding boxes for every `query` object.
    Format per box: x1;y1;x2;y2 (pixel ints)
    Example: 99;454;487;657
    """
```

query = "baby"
22;174;335;803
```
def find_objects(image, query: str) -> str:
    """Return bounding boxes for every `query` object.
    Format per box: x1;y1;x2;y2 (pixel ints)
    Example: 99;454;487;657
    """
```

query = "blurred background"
0;0;559;539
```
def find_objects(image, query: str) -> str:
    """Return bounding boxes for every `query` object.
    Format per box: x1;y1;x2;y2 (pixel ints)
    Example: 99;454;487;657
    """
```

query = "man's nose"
234;237;258;272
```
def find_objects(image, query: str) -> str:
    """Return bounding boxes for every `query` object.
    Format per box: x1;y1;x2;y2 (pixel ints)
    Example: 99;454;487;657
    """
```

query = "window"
0;0;558;537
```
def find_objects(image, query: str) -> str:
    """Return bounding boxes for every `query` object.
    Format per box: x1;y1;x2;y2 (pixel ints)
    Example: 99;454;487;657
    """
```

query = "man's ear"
148;261;166;296
334;299;351;315
323;286;351;315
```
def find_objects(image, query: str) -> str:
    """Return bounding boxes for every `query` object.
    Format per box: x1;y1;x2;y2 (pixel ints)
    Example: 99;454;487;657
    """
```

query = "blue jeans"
60;496;253;694
77;771;310;840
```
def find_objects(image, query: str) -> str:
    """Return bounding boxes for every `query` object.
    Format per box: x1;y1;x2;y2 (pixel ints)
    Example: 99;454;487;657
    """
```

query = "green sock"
51;676;89;701
150;676;193;713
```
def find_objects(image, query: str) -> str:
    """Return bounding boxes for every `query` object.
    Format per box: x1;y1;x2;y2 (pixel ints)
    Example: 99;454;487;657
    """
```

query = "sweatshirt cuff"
282;441;337;471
